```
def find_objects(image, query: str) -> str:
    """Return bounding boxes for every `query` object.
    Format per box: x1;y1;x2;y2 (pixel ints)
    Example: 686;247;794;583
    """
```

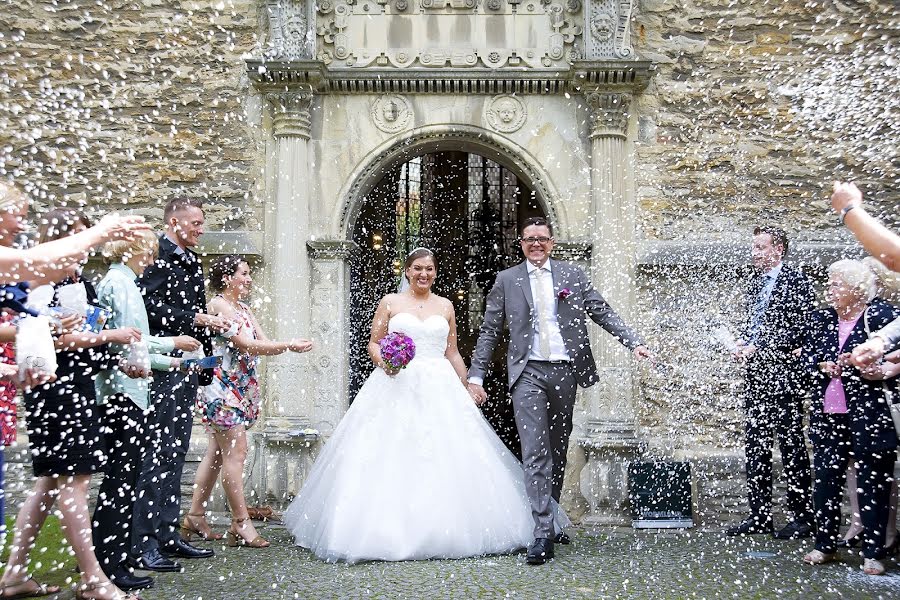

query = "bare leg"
216;427;264;544
184;433;223;538
0;477;57;585
845;465;863;539
54;475;123;595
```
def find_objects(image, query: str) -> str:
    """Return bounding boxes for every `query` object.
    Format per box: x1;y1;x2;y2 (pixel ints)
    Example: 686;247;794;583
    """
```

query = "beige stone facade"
1;1;897;526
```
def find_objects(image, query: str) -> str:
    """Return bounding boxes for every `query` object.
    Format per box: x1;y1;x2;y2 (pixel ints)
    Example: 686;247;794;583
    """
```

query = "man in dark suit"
130;198;231;572
727;225;815;539
468;217;652;565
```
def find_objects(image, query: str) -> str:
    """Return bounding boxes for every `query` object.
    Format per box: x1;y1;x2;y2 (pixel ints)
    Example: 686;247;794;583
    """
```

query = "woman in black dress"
0;209;142;600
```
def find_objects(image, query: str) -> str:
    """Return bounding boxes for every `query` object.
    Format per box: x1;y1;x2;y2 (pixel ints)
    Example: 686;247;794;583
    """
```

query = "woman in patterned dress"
182;255;313;548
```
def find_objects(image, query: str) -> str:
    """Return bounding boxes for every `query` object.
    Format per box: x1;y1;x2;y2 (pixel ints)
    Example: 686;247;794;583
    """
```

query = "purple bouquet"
379;332;416;370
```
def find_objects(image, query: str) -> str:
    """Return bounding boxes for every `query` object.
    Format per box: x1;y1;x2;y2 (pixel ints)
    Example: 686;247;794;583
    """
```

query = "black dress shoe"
773;520;814;540
110;567;154;591
526;538;554;565
129;548;182;572
555;531;571;545
725;516;774;536
161;538;215;559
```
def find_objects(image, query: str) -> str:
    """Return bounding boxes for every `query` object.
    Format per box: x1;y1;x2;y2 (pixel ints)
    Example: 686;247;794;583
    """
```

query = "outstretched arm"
832;181;900;272
579;268;645;352
0;215;149;285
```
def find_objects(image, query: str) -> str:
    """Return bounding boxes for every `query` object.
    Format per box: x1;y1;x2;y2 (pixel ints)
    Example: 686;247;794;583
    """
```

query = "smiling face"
226;260;253;300
520;223;554;267
751;233;783;272
825;274;864;313
405;255;436;294
0;199;27;247
169;205;205;248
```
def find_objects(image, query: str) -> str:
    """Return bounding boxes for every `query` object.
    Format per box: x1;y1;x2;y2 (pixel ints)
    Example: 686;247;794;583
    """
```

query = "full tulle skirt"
283;355;563;563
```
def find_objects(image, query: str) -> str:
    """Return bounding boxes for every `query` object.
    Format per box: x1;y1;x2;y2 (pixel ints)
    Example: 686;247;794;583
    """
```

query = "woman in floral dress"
182;255;313;548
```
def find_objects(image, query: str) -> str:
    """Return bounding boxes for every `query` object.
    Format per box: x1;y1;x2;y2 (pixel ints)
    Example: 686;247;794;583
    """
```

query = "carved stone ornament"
585;0;635;59
266;91;313;138
266;0;313;59
484;95;527;133
584;91;631;138
372;95;413;133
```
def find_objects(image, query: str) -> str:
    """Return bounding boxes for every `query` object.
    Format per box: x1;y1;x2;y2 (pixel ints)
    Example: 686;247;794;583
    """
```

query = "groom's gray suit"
469;258;643;538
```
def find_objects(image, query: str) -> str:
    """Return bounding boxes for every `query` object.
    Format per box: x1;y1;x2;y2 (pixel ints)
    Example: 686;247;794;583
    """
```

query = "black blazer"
804;299;900;453
138;235;213;385
743;263;815;354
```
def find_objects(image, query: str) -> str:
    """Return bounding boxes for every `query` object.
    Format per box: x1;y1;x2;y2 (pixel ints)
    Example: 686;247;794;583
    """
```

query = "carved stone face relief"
592;11;614;42
485;95;526;133
372;94;412;133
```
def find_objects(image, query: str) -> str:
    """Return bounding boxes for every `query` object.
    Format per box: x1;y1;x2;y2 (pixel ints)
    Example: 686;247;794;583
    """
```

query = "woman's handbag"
863;308;900;440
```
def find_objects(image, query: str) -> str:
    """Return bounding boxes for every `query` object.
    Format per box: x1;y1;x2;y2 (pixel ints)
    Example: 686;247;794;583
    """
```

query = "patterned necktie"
532;268;551;358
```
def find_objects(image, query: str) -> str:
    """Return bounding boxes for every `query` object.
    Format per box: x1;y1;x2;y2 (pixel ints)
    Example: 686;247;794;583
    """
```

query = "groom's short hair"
521;216;553;236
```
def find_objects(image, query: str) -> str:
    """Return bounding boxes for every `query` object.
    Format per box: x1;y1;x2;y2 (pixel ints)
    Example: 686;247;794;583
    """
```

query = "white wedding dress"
283;312;567;563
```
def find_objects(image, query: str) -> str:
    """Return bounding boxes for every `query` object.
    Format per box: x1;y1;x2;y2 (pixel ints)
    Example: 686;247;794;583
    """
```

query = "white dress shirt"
526;259;571;362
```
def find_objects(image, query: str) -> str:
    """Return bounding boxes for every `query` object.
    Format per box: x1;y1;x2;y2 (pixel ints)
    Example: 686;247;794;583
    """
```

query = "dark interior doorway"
348;150;546;459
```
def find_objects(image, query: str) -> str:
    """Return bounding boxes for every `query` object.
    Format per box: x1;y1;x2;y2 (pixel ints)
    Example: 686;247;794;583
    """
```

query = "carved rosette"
585;91;631;138
372;95;413;133
484;95;527;133
267;92;313;139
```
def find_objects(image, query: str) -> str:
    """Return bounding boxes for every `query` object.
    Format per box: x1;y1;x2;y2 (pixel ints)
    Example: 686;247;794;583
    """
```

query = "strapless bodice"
388;313;450;360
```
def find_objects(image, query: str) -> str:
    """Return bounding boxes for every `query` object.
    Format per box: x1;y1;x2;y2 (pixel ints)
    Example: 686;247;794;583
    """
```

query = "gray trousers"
510;360;578;539
131;369;197;555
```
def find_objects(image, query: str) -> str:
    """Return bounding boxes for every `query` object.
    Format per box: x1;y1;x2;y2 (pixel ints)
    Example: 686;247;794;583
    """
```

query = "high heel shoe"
836;532;863;549
225;517;271;548
180;512;224;541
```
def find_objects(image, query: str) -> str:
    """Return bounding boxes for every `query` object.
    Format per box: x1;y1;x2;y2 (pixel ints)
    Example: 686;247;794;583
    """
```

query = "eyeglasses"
521;236;552;245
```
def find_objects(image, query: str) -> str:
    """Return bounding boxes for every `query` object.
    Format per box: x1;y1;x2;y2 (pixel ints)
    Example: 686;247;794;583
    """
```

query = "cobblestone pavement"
130;526;900;600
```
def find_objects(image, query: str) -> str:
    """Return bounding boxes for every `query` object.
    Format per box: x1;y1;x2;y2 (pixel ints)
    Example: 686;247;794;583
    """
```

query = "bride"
283;247;567;563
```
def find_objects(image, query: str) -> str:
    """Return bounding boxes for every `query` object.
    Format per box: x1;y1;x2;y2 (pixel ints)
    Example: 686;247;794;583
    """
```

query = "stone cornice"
247;59;655;95
307;239;359;260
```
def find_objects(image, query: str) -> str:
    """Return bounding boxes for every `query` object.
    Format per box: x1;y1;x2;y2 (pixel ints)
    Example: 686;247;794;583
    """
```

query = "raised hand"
173;335;202;352
288;338;314;353
97;213;151;242
104;327;142;345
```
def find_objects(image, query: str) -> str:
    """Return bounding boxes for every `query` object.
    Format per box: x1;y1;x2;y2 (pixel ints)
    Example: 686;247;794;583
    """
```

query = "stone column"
264;90;314;431
577;90;643;526
244;91;317;507
305;240;358;435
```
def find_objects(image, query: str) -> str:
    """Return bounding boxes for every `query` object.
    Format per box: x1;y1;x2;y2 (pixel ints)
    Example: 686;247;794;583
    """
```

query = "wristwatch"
840;204;859;224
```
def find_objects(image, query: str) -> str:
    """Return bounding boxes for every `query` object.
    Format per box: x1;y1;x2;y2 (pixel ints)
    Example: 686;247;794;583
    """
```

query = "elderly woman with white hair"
802;259;900;576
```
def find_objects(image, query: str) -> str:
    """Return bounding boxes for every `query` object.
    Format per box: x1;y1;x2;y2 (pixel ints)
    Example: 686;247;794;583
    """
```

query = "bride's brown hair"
404;247;436;271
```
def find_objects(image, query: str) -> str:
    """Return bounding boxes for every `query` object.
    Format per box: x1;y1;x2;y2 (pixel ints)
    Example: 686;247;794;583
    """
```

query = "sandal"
862;558;886;576
247;506;281;522
0;578;61;599
225;517;270;548
75;581;141;600
180;512;224;541
802;549;837;565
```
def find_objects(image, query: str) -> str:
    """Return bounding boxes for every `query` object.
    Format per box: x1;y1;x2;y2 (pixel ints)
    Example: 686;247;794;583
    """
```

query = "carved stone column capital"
584;90;631;139
266;91;313;139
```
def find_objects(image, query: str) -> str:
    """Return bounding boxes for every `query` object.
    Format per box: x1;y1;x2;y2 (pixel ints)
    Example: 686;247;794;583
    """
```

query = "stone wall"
0;0;264;228
633;0;899;241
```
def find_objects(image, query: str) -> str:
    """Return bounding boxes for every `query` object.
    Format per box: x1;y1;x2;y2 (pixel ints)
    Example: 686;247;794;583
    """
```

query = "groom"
468;217;651;565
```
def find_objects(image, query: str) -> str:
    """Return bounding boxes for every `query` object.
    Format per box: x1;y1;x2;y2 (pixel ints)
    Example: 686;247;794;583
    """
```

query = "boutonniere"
558;288;572;300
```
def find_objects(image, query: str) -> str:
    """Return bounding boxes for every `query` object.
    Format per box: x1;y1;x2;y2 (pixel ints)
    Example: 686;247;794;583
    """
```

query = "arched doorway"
348;150;546;458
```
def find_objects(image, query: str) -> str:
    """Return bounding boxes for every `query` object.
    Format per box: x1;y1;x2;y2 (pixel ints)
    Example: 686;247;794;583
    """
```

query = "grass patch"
1;515;77;590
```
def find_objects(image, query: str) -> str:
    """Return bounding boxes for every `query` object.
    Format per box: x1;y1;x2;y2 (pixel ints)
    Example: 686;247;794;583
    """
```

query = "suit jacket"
743;263;815;354
804;299;900;454
138;235;213;386
469;260;643;389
